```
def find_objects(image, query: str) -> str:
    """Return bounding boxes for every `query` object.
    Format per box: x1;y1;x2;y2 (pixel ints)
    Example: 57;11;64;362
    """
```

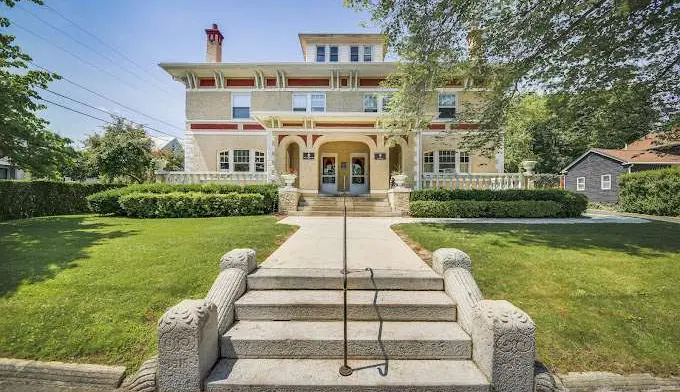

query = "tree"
87;117;154;183
0;0;75;177
152;148;184;171
505;86;658;173
348;0;679;153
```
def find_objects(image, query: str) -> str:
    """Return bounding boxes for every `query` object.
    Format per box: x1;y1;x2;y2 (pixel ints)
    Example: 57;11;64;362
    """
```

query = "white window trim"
216;149;266;173
423;150;435;173
363;45;372;62
422;150;469;174
437;93;457;119
601;174;612;190
315;45;326;62
291;92;326;113
231;92;251;120
576;177;586;191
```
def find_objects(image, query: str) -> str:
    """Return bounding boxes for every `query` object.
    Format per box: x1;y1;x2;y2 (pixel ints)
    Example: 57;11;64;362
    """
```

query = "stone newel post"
387;186;411;215
278;186;300;213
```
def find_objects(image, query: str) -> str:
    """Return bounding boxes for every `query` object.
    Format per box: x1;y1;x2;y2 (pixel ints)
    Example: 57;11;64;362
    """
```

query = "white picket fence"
155;171;269;185
421;173;525;190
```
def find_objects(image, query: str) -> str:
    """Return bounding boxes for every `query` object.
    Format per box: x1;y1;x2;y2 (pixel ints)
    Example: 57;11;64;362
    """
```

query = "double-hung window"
363;95;378;112
231;93;251;119
255;151;266;173
438;94;456;119
601;174;611;190
329;46;339;62
316;45;326;62
459;152;470;173
363;45;372;62
382;95;392;112
218;151;229;171
576;177;586;191
233;150;250;172
438;150;457;173
292;93;326;113
350;46;359;62
423;151;434;173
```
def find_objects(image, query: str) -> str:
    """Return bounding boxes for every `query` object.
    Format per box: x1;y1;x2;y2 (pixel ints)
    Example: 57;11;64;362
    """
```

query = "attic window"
316;46;326;62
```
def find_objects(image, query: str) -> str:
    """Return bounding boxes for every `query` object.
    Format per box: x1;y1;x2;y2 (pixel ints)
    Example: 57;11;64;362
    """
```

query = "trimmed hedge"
619;168;680;217
0;180;123;221
411;188;587;218
410;200;563;218
118;192;267;218
87;183;278;215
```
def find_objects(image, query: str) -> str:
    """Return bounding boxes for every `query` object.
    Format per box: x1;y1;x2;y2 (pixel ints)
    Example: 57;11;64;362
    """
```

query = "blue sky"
6;0;377;146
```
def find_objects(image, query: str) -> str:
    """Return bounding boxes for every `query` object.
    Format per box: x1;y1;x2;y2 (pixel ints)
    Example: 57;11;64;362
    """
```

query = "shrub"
411;188;587;217
619;168;680;216
410;200;563;218
118;192;267;218
87;183;278;215
0;180;123;221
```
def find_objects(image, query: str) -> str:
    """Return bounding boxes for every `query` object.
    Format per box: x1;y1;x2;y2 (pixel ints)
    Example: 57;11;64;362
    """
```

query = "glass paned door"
320;154;337;194
349;154;368;194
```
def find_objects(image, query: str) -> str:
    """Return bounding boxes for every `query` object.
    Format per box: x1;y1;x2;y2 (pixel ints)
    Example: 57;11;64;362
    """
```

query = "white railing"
421;173;525;190
155;171;269;185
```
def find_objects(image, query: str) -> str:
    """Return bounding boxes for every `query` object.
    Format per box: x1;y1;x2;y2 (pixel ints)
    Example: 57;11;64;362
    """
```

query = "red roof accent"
287;78;330;87
226;78;255;87
265;78;277;87
278;135;288;143
190;123;238;130
312;134;322;145
428;123;446;130
593;148;680;164
315;123;375;128
243;123;265;130
199;78;215;87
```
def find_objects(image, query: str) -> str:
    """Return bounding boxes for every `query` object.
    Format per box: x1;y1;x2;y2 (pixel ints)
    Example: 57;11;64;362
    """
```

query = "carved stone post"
157;299;218;392
277;187;300;213
387;187;411;215
219;248;257;274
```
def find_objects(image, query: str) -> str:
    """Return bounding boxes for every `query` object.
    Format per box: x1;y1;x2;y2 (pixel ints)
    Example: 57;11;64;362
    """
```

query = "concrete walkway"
261;214;647;271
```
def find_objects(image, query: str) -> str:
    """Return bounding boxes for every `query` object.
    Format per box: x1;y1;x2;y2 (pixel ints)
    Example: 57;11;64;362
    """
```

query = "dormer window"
316;46;326;62
363;46;372;62
329;46;339;62
350;46;359;62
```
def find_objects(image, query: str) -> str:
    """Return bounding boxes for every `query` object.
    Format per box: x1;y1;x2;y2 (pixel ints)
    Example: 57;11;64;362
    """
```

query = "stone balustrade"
422;173;526;190
156;171;269;185
433;248;536;392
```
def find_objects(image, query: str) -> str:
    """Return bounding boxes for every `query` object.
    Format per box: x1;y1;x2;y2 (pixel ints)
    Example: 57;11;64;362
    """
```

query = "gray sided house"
562;134;680;203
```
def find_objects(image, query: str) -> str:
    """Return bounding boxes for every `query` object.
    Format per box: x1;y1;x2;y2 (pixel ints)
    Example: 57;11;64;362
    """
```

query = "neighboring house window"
423;151;434;173
291;93;326;113
438;150;457;173
363;95;378;112
350;46;359;62
438;94;456;119
459;152;470;173
310;93;325;112
255;151;266;172
292;94;307;112
601;174;612;190
363;45;372;62
232;93;251;119
218;151;229;171
233;150;250;172
382;95;392;112
576;177;586;191
329;46;339;62
316;45;326;62
0;168;8;179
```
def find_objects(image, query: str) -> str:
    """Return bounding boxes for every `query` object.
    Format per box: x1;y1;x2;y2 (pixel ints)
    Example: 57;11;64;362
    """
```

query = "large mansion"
159;24;503;196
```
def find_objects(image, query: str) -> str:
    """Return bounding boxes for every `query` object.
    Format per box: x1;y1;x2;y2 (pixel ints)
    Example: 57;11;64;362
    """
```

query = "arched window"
218;151;229;171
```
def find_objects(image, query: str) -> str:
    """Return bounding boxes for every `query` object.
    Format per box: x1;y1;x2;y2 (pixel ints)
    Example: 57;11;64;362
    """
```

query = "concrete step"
247;268;444;291
234;290;456;321
288;210;402;217
205;358;490;391
298;206;394;212
220;321;472;360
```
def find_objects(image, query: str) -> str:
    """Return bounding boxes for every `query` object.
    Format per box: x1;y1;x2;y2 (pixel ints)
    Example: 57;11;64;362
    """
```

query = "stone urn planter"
392;174;408;187
521;160;538;175
281;173;297;188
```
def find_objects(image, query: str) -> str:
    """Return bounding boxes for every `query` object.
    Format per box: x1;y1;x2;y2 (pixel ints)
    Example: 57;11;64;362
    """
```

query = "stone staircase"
204;268;490;391
288;195;402;217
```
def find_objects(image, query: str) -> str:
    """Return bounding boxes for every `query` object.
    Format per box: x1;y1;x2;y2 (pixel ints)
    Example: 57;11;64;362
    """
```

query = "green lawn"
0;215;296;370
396;222;680;376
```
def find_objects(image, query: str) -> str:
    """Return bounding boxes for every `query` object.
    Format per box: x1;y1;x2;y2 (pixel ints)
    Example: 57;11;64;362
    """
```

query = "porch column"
266;131;275;183
414;130;422;189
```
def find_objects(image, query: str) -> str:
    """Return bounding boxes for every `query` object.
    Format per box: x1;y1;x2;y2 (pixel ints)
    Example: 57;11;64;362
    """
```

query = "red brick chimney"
205;23;223;63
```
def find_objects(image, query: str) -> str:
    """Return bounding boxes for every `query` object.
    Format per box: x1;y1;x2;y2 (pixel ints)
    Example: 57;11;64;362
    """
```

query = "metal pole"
339;192;353;376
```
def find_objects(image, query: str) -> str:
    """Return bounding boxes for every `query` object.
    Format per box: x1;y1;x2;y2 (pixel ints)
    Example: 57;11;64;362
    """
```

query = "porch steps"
247;268;444;291
291;195;403;217
205;269;490;391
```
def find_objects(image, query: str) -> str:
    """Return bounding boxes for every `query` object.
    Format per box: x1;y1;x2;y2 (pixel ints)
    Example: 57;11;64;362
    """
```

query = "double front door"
320;153;368;195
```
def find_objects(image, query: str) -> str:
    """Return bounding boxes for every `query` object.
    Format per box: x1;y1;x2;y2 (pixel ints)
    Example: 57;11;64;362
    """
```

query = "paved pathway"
261;214;647;271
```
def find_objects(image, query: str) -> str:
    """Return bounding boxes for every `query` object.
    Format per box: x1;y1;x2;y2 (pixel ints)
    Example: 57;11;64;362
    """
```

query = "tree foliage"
348;0;680;153
0;0;75;177
505;85;658;173
86;117;154;183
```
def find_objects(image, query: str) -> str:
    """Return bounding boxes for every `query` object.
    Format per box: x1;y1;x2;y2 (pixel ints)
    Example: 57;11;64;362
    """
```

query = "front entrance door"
349;153;369;195
320;154;338;194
